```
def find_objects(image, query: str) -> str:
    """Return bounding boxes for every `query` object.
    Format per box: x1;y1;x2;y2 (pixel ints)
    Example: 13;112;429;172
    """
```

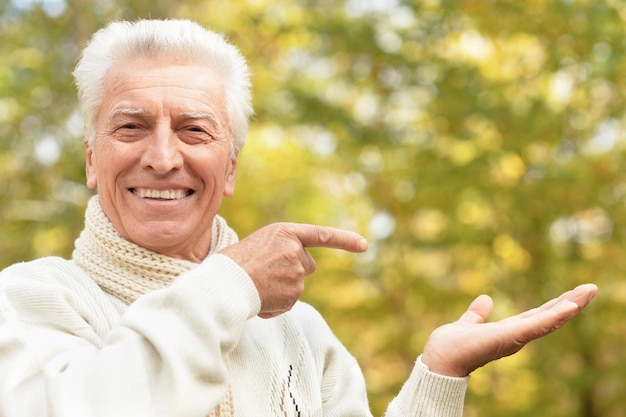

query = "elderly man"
0;19;597;417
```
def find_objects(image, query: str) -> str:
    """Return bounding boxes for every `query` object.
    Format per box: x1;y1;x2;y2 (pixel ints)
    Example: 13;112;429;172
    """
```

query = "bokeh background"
1;0;624;415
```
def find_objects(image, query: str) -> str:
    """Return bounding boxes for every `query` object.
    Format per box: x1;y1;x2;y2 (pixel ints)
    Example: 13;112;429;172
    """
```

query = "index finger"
286;223;368;253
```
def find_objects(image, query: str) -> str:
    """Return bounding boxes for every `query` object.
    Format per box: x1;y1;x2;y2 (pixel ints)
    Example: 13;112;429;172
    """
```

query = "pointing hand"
220;222;368;318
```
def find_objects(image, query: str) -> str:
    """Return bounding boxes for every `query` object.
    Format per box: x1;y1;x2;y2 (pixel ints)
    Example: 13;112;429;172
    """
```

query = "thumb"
459;294;493;324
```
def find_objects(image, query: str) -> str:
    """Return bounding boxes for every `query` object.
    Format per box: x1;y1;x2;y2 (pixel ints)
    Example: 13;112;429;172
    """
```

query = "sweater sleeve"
384;356;468;417
291;302;468;417
0;255;261;417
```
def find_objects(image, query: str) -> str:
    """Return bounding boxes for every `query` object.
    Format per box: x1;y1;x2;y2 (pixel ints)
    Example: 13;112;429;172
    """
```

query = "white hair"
73;19;253;156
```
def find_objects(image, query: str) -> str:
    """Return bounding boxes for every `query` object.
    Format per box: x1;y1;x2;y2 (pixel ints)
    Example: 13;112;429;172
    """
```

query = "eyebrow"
106;108;150;125
178;111;221;127
111;108;150;117
106;108;223;130
110;109;219;122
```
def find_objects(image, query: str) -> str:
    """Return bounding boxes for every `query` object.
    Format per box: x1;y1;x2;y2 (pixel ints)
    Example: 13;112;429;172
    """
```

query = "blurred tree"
1;0;623;416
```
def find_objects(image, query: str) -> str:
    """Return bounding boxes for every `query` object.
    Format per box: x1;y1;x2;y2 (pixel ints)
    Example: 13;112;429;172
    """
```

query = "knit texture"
73;195;238;304
72;195;239;417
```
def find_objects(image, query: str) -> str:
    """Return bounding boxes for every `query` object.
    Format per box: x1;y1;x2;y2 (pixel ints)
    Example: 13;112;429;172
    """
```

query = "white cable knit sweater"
0;196;468;417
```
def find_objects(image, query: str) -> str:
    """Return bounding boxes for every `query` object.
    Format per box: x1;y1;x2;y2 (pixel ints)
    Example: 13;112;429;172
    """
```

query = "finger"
509;300;580;344
515;296;566;320
458;294;494;324
302;249;317;276
565;283;598;309
258;311;282;319
517;283;598;319
287;223;368;253
531;285;597;326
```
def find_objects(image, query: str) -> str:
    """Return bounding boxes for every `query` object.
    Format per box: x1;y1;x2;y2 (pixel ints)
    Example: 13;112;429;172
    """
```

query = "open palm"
421;284;598;377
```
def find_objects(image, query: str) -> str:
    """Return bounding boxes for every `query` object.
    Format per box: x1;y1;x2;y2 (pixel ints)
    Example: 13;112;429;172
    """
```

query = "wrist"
421;352;469;378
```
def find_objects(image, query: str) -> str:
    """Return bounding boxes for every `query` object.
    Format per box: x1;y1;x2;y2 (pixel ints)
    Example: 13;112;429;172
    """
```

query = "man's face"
85;58;237;262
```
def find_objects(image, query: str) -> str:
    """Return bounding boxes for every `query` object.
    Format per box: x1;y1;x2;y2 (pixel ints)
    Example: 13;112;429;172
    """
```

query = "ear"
223;158;238;197
85;140;97;189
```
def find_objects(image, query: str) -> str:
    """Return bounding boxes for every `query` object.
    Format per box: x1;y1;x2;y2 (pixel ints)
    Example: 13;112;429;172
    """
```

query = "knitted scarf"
72;195;238;417
73;195;239;304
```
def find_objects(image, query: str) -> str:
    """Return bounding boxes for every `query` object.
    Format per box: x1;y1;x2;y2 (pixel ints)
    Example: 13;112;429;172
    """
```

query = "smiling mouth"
130;188;194;200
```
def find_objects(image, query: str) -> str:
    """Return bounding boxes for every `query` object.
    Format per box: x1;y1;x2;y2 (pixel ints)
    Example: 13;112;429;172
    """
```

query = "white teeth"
133;189;190;200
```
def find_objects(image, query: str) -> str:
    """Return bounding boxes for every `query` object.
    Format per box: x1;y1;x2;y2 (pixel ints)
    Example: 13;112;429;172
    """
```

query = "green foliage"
1;0;624;415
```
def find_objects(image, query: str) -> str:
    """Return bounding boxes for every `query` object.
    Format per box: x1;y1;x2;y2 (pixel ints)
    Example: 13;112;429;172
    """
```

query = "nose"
141;124;183;174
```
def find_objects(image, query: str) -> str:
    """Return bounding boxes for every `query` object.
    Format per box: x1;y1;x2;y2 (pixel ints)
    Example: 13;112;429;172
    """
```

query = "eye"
178;125;214;144
110;122;145;142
